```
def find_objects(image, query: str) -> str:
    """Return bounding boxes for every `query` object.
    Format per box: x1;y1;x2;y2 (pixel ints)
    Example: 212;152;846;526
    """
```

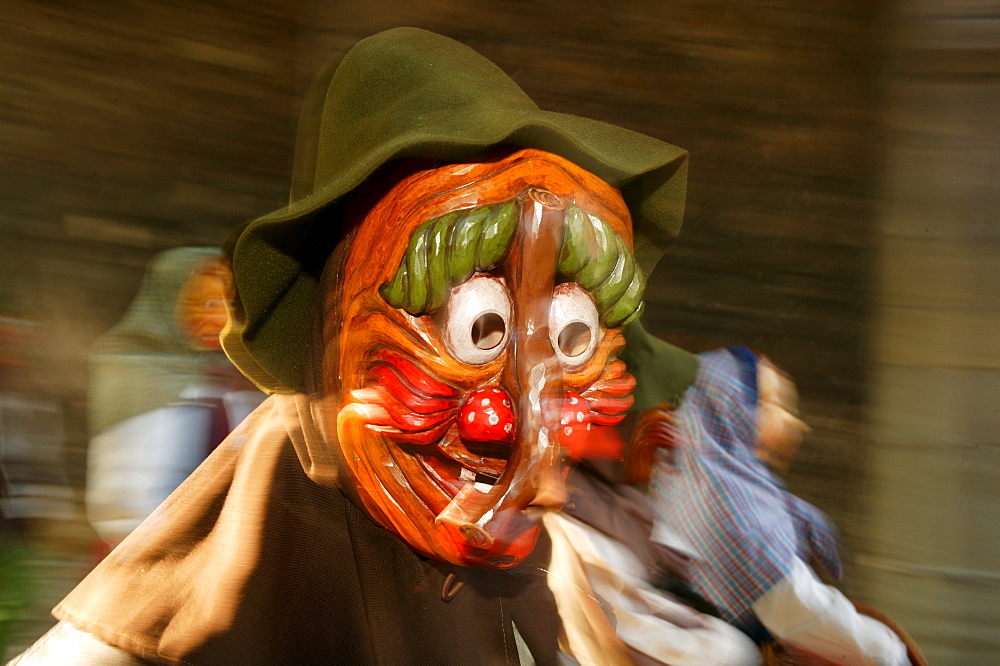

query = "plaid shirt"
649;347;842;641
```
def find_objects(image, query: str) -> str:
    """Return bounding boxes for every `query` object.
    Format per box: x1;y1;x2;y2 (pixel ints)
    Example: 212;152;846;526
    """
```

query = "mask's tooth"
475;471;499;487
476;509;495;528
434;483;495;550
460;467;476;483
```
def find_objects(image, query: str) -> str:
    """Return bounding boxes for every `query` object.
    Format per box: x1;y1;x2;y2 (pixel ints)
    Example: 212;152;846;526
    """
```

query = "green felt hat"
223;27;689;394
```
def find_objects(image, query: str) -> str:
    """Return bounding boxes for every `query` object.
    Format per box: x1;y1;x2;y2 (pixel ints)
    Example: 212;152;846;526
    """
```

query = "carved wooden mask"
175;257;234;351
331;149;641;567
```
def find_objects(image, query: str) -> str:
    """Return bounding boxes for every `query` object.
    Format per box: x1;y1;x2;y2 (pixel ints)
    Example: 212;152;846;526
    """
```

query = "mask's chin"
432;509;542;568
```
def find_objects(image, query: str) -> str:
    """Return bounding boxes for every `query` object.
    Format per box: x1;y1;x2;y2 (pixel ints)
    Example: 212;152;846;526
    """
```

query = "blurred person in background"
640;348;917;665
84;248;263;550
0;469;31;661
0;314;73;658
543;343;920;666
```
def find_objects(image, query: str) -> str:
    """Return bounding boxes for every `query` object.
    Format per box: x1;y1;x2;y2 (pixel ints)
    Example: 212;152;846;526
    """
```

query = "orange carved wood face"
175;257;234;351
331;149;638;567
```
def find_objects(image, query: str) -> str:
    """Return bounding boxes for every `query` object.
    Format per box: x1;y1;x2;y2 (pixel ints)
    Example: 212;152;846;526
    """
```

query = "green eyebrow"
379;199;644;327
558;205;645;327
379;200;519;313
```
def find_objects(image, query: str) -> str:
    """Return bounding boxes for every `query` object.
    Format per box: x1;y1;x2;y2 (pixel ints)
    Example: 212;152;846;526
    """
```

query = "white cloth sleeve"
86;404;211;545
753;558;910;666
6;621;143;665
545;512;761;666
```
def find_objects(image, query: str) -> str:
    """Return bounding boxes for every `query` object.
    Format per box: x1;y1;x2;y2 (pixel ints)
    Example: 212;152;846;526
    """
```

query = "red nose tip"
458;387;515;443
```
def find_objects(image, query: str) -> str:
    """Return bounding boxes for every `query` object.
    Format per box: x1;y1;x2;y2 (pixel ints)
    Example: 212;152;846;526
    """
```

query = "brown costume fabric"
56;397;560;665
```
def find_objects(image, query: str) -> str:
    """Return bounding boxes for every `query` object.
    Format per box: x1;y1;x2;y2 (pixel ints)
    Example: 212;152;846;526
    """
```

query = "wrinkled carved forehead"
340;148;634;311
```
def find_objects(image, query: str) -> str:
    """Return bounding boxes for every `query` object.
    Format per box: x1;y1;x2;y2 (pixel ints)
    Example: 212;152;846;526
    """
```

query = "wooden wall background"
2;0;994;660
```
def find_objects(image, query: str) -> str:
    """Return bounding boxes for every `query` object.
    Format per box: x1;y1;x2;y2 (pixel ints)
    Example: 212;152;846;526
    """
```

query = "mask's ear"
307;226;358;400
624;402;678;486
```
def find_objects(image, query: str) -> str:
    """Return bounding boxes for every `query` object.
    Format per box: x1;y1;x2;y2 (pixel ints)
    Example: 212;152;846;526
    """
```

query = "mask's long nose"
433;189;569;552
503;188;569;513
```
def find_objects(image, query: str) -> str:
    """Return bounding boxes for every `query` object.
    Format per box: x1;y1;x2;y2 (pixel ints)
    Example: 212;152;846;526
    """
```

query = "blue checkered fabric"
649;347;842;641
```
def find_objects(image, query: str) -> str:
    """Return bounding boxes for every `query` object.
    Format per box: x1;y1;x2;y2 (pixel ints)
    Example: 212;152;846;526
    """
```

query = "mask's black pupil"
472;312;505;350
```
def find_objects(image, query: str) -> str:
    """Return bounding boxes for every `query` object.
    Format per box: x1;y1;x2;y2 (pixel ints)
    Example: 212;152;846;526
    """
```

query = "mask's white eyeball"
444;274;512;365
549;283;600;367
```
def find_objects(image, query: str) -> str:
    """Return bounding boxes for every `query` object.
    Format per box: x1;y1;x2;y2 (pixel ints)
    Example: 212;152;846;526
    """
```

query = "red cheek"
457;387;515;443
560;390;626;461
559;391;593;456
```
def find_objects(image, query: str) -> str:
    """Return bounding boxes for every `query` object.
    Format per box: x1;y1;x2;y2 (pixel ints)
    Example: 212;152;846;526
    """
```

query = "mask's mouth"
420;431;507;497
196;331;223;348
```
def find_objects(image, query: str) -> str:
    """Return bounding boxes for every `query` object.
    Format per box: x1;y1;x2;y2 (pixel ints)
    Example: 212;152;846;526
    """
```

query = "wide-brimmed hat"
223;27;689;394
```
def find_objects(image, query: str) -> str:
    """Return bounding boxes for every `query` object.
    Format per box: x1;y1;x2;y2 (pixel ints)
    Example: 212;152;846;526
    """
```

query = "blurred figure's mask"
334;149;643;567
175;257;234;351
